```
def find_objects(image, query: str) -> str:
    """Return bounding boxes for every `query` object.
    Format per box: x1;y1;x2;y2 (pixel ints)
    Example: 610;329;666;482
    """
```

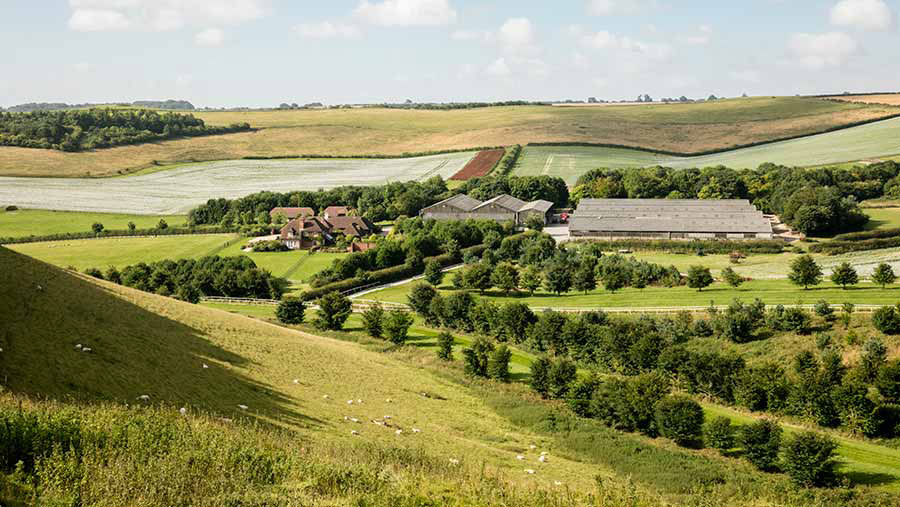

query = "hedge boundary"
568;238;786;255
0;226;236;245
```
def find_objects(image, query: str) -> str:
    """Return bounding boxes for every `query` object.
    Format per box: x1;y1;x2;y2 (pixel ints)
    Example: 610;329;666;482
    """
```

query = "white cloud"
497;17;535;53
451;29;491;42
354;0;456;27
295;21;361;39
787;32;859;69
195;28;225;47
679;25;712;45
175;74;194;87
830;0;894;31
68;0;268;32
586;0;657;16
68;9;132;31
486;57;511;77
572;51;589;70
581;30;672;61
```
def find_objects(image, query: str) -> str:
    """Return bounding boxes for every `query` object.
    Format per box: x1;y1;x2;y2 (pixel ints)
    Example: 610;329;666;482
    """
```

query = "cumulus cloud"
354;0;456;27
586;0;657;16
295;21;361;39
580;30;672;61
485;57;511;77
788;32;859;69
497;17;536;53
68;0;268;32
195;27;225;47
830;0;894;31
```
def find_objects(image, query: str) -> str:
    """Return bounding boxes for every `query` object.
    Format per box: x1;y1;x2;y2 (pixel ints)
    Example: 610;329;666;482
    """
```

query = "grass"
0;97;895;177
6;234;237;270
364;273;900;309
516;115;900;184
0;209;186;239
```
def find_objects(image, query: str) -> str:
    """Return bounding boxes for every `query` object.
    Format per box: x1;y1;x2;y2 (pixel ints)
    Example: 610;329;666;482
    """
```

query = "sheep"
356;399;363;404
529;444;537;450
350;418;360;423
383;415;392;420
554;481;563;486
516;455;525;461
350;430;360;436
36;284;43;291
448;458;460;465
202;363;209;369
524;469;536;475
179;407;187;416
82;348;92;353
372;420;385;426
385;398;393;403
322;395;330;399
538;455;547;463
292;379;300;384
137;394;150;401
237;404;248;410
347;400;354;405
540;451;548;456
412;428;421;434
75;344;82;349
395;429;403;435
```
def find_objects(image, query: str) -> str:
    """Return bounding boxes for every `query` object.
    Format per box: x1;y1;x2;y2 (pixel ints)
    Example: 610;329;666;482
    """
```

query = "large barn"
569;199;774;240
420;194;553;226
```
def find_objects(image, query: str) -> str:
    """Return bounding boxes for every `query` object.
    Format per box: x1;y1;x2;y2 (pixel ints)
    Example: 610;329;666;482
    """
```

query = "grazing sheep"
356;399;363;403
538;455;547;463
350;418;360;423
202;363;209;369
554;481;562;486
516;455;525;461
347;400;354;405
137;395;150;401
322;394;330;399
351;430;360;436
449;458;460;465
372;420;385;426
540;451;548;456
179;407;187;416
529;445;536;450
36;284;43;291
395;429;403;435
292;379;300;384
383;415;392;420
386;398;393;403
82;348;92;353
238;404;248;410
412;428;421;433
524;469;536;475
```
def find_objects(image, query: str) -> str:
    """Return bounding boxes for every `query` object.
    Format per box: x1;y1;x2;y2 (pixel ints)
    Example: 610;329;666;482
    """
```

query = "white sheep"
179;407;187;416
36;284;43;291
356;399;363;403
412;428;421;433
238;404;248;410
538;455;547;463
202;363;209;369
516;455;525;461
540;451;548;456
350;418;360;423
524;469;536;475
386;398;393;403
449;458;460;465
554;480;562;486
347;400;354;405
292;379;300;384
383;415;392;420
137;394;150;401
323;395;330;399
82;348;92;353
395;429;403;435
351;430;360;436
529;444;537;450
373;420;385;426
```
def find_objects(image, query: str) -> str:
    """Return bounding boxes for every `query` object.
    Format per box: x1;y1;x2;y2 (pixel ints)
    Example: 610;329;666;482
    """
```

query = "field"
449;148;505;180
0;97;896;178
0;152;475;214
217;241;347;289
0;209;186;238
516;116;900;184
826;94;900;106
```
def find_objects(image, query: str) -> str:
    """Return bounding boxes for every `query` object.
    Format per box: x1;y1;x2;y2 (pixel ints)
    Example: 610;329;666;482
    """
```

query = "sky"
1;0;898;108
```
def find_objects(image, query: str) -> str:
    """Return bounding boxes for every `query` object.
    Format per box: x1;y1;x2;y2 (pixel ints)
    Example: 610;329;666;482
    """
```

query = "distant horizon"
2;1;898;109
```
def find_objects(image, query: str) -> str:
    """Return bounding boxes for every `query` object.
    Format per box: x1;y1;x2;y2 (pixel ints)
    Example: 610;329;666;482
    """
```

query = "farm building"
419;194;553;225
278;212;375;250
569;199;774;240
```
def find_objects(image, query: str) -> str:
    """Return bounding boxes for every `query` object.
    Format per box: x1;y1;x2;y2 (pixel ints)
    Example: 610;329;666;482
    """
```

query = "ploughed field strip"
449;149;505;180
0;152;475;215
516;116;900;184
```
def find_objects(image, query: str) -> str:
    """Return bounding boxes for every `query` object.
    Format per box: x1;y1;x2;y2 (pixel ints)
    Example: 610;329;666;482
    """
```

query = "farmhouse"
569;199;774;240
277;209;374;250
420;194;553;225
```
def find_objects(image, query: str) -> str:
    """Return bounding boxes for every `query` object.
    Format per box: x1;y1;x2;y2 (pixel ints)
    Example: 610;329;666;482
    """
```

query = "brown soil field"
449;149;505;180
825;94;900;106
1;96;897;178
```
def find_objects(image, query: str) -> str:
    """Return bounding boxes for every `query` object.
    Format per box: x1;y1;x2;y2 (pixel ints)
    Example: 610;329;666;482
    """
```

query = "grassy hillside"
516;116;900;184
0;97;895;177
0;209;186;239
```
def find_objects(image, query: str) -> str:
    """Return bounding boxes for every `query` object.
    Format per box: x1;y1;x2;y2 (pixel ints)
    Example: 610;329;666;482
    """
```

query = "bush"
705;416;734;454
361;303;384;338
876;359;900;404
739;419;783;472
252;240;289;252
548;358;577;399
383;309;414;345
529;356;552;398
436;331;454;361
655;396;704;447
781;432;838;488
313;292;352;331
872;306;900;334
462;337;494;378
275;299;305;325
487;345;512;382
83;267;104;279
4;205;17;211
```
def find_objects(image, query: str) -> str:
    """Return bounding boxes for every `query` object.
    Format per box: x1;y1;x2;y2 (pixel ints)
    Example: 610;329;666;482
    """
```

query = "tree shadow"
842;470;897;487
0;248;323;430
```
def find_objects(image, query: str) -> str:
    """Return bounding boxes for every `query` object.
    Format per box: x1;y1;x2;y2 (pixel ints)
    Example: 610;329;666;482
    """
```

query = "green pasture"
515;116;900;184
0;209;187;239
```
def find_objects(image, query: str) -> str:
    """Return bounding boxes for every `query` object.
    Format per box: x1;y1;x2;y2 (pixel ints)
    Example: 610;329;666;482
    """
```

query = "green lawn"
515;116;900;184
7;234;237;270
0;209;186;239
862;206;900;231
365;274;900;309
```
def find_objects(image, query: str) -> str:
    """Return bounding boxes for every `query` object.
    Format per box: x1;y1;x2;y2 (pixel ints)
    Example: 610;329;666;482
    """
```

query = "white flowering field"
0;152;475;214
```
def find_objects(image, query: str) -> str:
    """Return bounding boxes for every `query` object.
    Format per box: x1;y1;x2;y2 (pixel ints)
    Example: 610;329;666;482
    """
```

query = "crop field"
0;209;186;239
516;116;900;184
0;152;475;214
449;148;504;180
826;93;900;106
0;97;895;178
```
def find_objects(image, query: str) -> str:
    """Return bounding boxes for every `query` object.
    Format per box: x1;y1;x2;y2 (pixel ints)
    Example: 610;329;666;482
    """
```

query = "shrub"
529;356;552;398
739;419;783;472
566;376;599;417
83;267;104;279
313;292;352;331
548;358;577;399
721;266;743;288
383;309;414;345
91;222;104;234
876;359;900;404
788;255;822;290
423;260;443;286
860;337;888;380
829;262;858;289
436;331;454;361
361;302;384;338
655;396;704;447
275;299;305;325
462;337;494;377
814;300;835;322
407;283;438;317
4;205;17;211
871;263;897;288
781;432;838;488
705;416;734;454
686;265;714;292
487;345;512;382
872;306;900;335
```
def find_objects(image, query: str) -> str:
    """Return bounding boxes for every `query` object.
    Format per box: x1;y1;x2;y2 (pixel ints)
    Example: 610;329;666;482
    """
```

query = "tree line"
574;162;900;235
83;255;287;302
0;109;249;151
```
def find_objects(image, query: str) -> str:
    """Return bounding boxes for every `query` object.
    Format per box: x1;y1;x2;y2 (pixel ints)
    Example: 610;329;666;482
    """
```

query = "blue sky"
1;0;897;107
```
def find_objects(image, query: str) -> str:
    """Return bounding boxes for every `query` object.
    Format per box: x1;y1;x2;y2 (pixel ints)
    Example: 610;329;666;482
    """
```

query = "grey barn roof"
570;198;773;235
519;199;554;213
428;193;482;212
475;194;527;212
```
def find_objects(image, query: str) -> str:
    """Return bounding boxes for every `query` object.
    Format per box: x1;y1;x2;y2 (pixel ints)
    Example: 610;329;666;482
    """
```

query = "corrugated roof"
475;194;527;212
425;194;483;212
570;198;772;234
570;216;773;234
519;199;554;213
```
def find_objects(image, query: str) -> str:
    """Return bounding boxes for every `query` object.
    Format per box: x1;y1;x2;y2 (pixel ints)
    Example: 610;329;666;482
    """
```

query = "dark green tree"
739;419;783;472
872;306;900;335
407;283;438;317
520;266;542;296
157;218;169;230
361;302;385;338
530;356;552;398
91;222;104;234
781;432;838;488
276;299;305;325
655;395;704;447
383;309;414;345
487;344;512;382
549;358;578;398
423;259;443;286
491;262;519;296
705;416;735;454
436;331;454;361
721;266;743;288
573;264;597;294
829;262;858;289
543;261;573;295
788;255;822;290
462;337;495;377
464;263;493;294
603;266;627;293
687;265;714;292
314;292;352;331
871;263;896;289
127;221;136;232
